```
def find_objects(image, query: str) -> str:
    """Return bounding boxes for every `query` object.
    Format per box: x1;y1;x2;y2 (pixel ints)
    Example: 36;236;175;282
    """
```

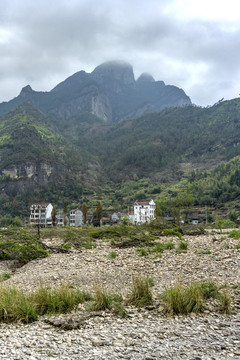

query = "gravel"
0;231;239;360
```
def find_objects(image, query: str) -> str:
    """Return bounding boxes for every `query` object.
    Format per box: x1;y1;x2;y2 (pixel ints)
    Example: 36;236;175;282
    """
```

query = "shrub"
126;275;153;307
163;228;183;238
149;240;175;257
0;284;92;323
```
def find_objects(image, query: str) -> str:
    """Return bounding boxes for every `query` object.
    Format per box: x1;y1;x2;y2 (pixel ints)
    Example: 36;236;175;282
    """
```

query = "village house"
133;199;156;224
69;209;83;226
30;203;53;226
56;214;69;227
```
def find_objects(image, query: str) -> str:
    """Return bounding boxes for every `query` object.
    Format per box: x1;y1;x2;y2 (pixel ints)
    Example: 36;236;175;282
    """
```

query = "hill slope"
1;97;240;217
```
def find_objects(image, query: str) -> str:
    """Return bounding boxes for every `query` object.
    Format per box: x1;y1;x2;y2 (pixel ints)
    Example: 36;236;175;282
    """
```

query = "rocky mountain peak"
20;85;34;97
137;73;155;83
92;60;135;85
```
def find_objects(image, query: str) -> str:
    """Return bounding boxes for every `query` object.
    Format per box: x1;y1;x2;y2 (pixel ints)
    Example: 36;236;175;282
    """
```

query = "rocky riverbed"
0;231;239;359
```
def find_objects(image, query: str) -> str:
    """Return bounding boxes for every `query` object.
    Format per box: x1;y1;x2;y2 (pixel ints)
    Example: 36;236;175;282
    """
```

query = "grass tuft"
89;287;126;316
0;272;11;281
160;280;231;315
108;251;117;259
126;275;153;307
176;240;188;253
31;285;91;315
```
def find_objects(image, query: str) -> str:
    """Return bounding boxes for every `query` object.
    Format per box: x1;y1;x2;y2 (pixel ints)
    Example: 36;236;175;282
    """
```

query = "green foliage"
126;275;153;307
160;280;231;315
163;228;183;238
0;240;49;264
0;215;23;227
0;228;49;265
89;287;125;315
108;251;117;259
177;240;188;253
136;247;149;256
0;287;38;323
31;285;91;315
150;240;175;256
0;284;91;323
0;272;11;281
228;230;240;239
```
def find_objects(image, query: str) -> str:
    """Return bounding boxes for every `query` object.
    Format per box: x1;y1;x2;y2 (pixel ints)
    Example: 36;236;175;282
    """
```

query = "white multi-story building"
133;199;156;224
69;209;83;227
30;203;53;226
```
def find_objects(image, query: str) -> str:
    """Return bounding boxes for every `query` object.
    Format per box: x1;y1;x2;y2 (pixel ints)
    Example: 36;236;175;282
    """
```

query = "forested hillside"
1;97;240;220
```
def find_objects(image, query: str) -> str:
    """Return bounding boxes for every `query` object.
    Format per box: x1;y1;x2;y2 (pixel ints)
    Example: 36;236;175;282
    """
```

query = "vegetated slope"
65;98;240;182
0;61;191;123
0;103;100;217
1;97;240;218
188;155;240;209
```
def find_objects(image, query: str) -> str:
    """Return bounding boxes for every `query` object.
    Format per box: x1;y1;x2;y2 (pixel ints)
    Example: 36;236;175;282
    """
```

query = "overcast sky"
1;0;240;106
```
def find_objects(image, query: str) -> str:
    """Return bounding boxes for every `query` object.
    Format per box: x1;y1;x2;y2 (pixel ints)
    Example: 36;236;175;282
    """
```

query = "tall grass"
0;285;91;323
89;287;126;316
126;275;153;307
0;287;38;323
160;280;231;315
30;285;91;315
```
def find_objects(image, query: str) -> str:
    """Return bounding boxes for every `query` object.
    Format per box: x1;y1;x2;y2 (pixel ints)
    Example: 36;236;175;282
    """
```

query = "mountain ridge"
0;60;191;123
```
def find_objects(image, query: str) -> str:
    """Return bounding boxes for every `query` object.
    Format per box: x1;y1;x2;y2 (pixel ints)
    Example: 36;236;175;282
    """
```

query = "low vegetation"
0;228;49;266
0;285;91;323
126;275;153;307
160;281;231;315
88;287;126;316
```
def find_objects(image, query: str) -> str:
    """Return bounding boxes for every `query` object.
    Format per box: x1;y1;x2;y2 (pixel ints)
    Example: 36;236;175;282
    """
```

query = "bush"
126;275;153;307
0;284;92;323
163;228;183;238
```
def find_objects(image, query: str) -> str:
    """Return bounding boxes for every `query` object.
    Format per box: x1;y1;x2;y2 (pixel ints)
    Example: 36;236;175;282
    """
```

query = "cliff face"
0;61;191;123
